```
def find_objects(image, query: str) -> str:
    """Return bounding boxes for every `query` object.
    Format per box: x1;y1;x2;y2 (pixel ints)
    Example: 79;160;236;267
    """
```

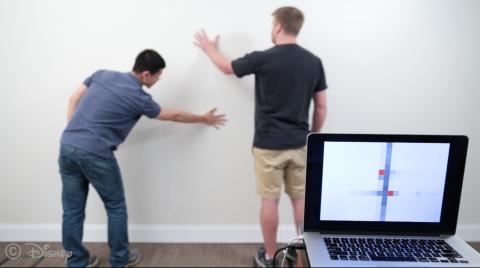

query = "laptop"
303;134;480;267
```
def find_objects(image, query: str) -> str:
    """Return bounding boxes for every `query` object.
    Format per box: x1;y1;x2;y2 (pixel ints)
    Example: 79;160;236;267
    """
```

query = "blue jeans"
59;144;129;267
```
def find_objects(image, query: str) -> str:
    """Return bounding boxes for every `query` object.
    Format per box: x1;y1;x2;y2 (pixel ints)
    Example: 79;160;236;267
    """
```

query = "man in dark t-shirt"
59;49;226;267
194;6;327;267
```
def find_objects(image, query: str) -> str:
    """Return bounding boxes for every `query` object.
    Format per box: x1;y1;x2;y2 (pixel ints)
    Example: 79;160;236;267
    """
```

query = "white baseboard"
0;224;479;243
0;224;297;243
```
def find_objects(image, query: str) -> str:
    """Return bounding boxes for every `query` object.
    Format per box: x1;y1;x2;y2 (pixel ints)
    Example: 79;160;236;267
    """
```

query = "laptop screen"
320;142;449;223
304;134;469;235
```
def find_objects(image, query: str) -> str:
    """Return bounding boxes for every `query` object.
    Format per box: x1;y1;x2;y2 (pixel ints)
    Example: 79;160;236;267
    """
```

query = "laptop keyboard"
324;237;469;263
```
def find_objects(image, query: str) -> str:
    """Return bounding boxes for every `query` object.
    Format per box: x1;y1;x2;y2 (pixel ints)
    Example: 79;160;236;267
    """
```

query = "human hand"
203;108;226;129
194;29;219;52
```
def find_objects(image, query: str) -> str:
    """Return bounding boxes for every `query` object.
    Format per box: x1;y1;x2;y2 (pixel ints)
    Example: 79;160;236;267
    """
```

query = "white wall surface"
0;0;479;242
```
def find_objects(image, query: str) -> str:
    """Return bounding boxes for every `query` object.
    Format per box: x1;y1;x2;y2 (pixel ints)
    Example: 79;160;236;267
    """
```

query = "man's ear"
275;23;283;34
142;70;152;79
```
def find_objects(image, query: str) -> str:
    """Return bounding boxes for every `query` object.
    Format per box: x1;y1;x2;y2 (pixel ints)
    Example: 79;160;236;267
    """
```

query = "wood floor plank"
0;243;44;267
34;243;70;267
134;243;259;267
0;243;7;265
470;242;480;252
0;241;478;267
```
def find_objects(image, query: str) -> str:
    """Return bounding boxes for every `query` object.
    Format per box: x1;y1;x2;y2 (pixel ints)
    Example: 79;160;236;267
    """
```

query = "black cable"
272;243;307;267
273;246;289;268
289;244;307;250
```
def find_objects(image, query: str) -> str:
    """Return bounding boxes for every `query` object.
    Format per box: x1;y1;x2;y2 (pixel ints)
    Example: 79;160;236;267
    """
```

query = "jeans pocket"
82;155;120;178
58;151;80;176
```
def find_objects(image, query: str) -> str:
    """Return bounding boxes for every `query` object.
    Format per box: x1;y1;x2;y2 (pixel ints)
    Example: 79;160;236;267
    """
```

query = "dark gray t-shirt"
61;70;161;158
231;44;327;150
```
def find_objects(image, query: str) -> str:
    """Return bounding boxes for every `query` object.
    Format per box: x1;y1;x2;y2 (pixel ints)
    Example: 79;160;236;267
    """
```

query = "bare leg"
290;197;304;233
291;197;305;267
260;198;280;259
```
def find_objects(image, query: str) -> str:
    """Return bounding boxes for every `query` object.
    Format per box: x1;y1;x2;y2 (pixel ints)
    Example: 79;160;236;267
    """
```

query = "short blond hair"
272;6;304;36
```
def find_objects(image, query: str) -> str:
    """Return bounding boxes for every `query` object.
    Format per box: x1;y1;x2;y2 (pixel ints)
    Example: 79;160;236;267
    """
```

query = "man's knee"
105;198;127;216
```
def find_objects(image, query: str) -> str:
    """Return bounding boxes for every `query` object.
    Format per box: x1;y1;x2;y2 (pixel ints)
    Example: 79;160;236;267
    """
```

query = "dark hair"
133;49;166;74
272;6;304;36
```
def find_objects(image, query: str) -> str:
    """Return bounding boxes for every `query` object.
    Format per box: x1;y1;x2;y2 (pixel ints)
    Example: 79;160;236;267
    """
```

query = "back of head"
272;6;304;36
133;49;166;74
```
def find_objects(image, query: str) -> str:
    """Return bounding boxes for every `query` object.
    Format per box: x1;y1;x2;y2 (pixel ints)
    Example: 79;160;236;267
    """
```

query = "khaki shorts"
252;146;307;199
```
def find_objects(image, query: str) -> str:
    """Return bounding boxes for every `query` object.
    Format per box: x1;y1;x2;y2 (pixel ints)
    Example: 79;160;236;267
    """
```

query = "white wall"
1;0;479;242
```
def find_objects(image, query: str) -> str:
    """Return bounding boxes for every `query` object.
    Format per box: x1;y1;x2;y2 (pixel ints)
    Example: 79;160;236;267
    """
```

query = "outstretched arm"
156;107;227;129
311;90;327;133
194;29;234;75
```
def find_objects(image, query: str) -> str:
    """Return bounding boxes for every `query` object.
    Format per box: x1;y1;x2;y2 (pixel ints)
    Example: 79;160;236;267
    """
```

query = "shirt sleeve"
141;95;161;118
314;58;328;92
231;52;260;78
83;70;104;87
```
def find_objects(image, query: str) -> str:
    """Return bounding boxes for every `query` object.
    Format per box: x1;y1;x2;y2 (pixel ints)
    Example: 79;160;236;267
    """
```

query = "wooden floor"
1;242;479;267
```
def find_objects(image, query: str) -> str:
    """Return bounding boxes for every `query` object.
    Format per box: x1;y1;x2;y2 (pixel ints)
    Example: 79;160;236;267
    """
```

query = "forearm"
67;98;79;121
158;107;225;128
67;84;88;121
311;107;327;133
204;47;233;74
166;110;205;124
